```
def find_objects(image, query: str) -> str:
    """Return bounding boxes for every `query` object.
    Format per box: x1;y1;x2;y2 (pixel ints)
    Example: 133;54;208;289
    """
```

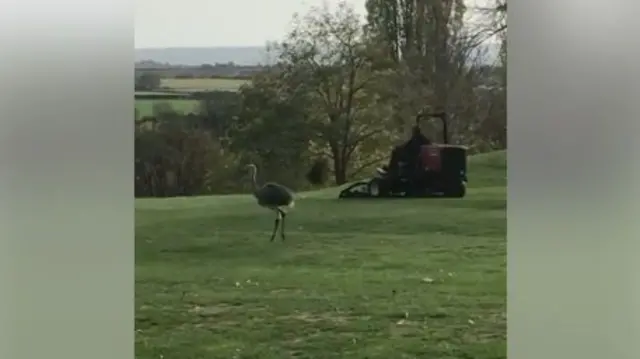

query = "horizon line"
135;45;269;50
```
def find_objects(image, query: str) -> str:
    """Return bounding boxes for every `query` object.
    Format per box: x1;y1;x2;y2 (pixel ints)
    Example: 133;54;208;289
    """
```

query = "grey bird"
246;164;296;241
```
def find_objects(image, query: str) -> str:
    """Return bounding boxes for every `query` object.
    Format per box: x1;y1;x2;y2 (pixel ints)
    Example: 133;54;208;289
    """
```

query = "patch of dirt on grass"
189;304;233;315
188;302;270;315
280;311;350;325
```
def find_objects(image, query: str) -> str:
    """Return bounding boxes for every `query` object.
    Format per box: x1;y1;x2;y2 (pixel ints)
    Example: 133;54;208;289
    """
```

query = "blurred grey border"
0;3;134;359
509;0;640;358
1;0;639;358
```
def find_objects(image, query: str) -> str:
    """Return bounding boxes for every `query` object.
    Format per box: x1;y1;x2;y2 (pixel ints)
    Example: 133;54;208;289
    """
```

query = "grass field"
135;78;249;118
135;99;200;118
160;77;249;92
135;151;507;359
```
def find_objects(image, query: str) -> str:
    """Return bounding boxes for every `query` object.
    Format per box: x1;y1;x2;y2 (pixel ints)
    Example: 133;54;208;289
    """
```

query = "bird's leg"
279;210;286;241
269;210;281;242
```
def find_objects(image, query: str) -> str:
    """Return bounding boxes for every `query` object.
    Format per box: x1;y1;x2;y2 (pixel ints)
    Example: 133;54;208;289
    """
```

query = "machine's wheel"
445;182;466;198
368;178;382;197
338;181;370;198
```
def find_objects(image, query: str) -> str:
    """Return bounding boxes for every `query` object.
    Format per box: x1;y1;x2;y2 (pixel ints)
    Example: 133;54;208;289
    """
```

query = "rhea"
246;164;295;241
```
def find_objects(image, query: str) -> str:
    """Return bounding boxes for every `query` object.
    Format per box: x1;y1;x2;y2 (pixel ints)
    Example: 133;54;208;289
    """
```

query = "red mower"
338;111;468;199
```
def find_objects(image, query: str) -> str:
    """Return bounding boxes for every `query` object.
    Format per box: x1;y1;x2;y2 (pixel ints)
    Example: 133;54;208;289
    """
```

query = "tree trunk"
431;1;450;114
334;160;347;185
331;144;348;185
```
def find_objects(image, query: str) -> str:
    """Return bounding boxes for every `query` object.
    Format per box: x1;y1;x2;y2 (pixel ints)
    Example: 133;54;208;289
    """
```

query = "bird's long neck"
250;169;259;191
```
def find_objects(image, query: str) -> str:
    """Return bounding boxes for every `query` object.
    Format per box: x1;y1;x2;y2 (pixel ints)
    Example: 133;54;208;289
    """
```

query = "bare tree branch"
349;154;389;178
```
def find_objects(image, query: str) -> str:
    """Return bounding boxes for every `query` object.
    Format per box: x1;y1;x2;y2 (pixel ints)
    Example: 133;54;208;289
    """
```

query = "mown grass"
135;150;507;359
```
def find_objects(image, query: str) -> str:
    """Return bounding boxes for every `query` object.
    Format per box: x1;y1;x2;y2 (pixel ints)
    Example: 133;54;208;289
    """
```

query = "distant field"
134;77;250;119
160;78;249;92
135;91;182;96
135;99;200;118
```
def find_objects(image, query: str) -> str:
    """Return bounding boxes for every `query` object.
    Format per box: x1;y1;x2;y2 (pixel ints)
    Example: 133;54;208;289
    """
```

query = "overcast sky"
135;0;495;48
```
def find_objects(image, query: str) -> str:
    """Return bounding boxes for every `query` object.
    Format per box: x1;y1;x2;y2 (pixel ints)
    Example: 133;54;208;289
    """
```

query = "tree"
134;116;238;197
467;0;507;42
269;1;397;184
197;91;243;142
469;0;506;149
486;0;507;37
233;70;317;189
135;72;161;91
364;0;467;64
365;0;493;143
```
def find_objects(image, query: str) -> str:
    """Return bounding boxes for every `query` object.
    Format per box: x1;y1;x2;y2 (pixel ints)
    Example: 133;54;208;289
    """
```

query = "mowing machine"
338;111;468;199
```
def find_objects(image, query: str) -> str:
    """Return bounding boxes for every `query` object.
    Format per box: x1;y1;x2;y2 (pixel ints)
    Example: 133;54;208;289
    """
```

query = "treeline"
135;1;507;198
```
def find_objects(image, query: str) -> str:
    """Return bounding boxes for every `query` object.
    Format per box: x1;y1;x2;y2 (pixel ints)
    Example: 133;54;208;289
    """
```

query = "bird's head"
245;163;257;176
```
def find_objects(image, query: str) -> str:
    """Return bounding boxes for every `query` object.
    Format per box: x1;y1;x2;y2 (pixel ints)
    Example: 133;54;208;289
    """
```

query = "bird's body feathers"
254;182;295;209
